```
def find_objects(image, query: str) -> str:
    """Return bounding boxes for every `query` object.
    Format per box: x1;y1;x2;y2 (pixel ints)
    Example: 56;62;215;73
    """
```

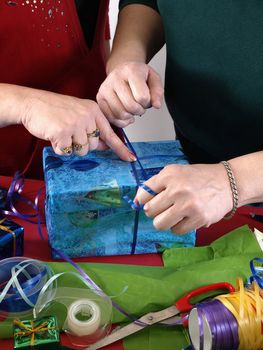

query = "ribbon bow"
14;319;56;347
0;218;16;255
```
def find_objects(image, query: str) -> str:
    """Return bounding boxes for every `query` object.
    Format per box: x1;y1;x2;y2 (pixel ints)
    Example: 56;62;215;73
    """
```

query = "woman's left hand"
134;163;233;234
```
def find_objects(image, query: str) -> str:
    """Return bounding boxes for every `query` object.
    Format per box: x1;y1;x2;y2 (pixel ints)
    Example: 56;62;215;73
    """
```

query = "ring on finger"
72;141;88;152
87;128;100;138
61;145;73;155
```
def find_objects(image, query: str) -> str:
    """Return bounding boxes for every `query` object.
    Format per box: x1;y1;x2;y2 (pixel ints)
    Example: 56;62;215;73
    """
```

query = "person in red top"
0;0;134;179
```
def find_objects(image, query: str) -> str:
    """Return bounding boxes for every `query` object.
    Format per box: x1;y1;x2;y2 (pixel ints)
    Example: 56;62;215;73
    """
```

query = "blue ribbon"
121;130;158;254
248;257;263;288
0;258;53;314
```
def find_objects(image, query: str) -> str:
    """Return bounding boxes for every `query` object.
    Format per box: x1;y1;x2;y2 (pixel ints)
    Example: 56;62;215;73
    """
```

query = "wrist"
228;153;263;206
221;161;239;219
106;47;147;75
0;84;32;126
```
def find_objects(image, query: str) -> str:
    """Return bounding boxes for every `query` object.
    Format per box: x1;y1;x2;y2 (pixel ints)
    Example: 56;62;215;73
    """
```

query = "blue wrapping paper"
43;140;196;258
0;218;24;259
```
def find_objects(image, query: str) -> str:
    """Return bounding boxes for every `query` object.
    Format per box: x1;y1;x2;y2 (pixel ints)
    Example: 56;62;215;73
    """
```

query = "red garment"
0;0;109;179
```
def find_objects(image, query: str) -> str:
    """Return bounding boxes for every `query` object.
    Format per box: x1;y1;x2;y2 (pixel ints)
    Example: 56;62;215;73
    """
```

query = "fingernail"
129;152;137;162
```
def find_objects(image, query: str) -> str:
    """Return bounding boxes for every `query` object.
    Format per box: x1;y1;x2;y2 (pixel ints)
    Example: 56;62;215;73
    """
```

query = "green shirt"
120;0;263;163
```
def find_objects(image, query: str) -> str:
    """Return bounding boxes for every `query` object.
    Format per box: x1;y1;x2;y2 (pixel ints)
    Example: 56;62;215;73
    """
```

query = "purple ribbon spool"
188;299;239;350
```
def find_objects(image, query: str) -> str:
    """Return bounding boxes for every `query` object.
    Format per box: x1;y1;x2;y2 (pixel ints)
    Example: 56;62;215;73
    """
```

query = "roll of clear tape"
66;299;101;337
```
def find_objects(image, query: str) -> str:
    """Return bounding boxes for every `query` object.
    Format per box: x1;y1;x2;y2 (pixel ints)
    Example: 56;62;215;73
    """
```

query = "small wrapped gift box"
43;140;196;258
13;316;60;350
0;187;8;210
0;217;24;259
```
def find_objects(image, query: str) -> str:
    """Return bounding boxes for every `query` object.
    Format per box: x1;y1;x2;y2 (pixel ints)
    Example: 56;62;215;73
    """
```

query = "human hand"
134;163;234;234
21;89;135;161
96;61;164;128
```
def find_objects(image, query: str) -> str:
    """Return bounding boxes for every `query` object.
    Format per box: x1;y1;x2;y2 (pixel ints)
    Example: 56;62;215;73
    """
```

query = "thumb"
148;67;164;109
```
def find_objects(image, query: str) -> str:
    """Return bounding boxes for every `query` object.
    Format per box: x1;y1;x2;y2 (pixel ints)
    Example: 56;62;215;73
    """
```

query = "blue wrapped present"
43;141;196;258
0;218;24;259
0;188;8;210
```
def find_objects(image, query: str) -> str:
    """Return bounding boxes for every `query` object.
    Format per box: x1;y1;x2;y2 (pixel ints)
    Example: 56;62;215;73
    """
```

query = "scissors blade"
87;321;148;350
87;305;179;350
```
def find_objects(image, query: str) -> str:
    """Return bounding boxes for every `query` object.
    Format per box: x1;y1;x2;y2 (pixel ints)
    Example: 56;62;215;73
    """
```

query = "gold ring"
87;128;100;138
73;143;84;152
61;146;73;155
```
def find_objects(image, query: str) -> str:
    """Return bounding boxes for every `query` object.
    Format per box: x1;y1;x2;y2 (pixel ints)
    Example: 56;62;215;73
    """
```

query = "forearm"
107;4;164;74
0;83;30;127
228;151;263;206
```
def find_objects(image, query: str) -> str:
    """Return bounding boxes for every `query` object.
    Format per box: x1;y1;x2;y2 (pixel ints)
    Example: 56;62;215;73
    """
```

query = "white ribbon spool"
66;299;101;337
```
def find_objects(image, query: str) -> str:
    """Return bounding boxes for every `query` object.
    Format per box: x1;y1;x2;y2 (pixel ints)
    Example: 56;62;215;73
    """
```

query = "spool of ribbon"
188;277;263;350
0;218;16;256
0;257;54;315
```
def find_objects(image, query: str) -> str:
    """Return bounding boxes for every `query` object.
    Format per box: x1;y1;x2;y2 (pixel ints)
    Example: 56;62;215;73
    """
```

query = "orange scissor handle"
175;282;235;314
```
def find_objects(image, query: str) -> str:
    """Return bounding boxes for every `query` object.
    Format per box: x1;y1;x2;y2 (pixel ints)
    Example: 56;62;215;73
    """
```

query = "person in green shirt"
97;1;263;234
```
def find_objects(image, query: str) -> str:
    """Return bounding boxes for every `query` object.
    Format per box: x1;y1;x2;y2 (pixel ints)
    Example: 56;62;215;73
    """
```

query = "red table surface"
1;175;263;350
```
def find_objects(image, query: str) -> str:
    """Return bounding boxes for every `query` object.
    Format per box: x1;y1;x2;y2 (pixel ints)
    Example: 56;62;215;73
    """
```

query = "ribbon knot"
14;319;56;347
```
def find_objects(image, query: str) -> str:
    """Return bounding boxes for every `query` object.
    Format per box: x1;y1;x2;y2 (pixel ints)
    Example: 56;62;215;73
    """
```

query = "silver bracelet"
221;161;239;220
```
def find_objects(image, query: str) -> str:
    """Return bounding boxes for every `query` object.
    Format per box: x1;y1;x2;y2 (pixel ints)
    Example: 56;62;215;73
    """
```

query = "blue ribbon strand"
248;257;263;288
0;258;53;314
121;130;159;254
121;130;150;254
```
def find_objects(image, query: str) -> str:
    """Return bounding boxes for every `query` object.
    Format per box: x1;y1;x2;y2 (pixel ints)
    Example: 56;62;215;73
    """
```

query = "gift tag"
254;228;263;252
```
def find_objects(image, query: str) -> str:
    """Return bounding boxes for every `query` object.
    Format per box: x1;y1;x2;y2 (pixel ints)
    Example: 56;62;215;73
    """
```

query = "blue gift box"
43;140;196;258
0;188;8;210
0;218;24;259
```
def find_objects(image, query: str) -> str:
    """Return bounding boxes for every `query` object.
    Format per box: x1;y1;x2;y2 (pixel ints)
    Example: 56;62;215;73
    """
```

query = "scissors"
87;282;235;350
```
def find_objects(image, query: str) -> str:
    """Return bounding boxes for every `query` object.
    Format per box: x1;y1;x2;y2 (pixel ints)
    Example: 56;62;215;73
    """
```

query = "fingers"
85;120;99;152
152;204;184;231
97;63;164;127
134;175;166;205
170;217;203;235
143;189;174;218
52;135;73;156
128;75;152;109
98;91;135;128
117;82;146;115
96;112;136;162
72;128;89;156
148;67;164;109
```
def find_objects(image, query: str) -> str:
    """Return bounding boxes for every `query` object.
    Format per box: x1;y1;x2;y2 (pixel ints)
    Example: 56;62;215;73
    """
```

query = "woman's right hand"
19;87;135;161
96;61;164;128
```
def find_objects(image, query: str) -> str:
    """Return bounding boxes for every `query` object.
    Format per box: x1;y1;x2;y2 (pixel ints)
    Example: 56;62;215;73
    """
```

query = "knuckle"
156;86;164;97
98;83;108;97
104;129;117;141
153;218;166;231
171;226;184;235
143;204;153;217
53;126;66;139
190;197;203;214
136;94;150;106
123;64;133;75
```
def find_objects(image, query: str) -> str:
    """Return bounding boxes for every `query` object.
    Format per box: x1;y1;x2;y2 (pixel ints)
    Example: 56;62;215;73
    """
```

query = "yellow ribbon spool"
215;278;263;350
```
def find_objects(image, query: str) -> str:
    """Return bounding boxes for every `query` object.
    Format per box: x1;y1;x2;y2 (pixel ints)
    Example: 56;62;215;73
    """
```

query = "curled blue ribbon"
0;257;53;314
248;257;263;288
